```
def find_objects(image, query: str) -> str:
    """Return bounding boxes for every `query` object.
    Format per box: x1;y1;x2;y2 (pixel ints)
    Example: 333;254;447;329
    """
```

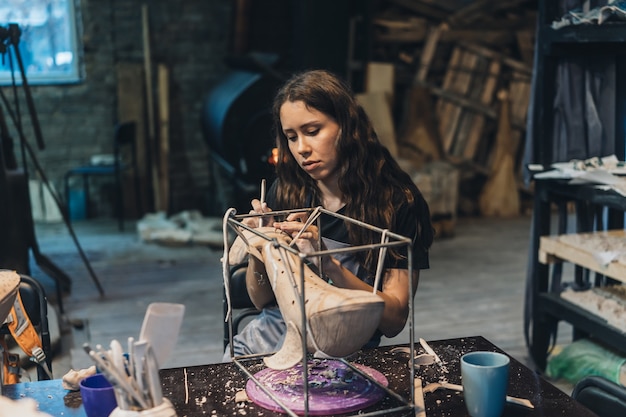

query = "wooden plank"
232;0;251;54
157;64;170;213
440;49;478;153
509;72;531;170
478;89;520;218
356;91;398;158
142;4;159;212
463;59;501;160
431;84;497;119
539;230;626;284
373;17;428;43
428;84;529;132
421;38;530;150
414;378;426;417
538;250;558;265
435;46;460;120
414;24;445;84
447;0;494;27
440;29;514;46
447;0;533;28
397;86;444;165
516;29;535;66
461;41;532;75
509;71;532;130
450;53;487;157
365;62;395;102
116;62;149;217
387;0;452;21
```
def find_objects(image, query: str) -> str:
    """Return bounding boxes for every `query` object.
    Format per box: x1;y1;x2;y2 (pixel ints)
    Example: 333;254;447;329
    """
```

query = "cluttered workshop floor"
26;214;575;394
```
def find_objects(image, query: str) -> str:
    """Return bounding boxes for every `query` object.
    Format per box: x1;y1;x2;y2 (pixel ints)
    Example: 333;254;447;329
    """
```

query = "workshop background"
1;0;536;228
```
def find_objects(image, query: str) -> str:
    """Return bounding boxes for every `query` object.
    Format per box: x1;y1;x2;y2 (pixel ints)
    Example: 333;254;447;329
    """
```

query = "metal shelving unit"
525;1;626;371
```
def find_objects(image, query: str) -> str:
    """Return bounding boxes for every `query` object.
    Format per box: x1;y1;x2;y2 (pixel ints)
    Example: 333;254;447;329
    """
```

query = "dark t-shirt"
264;180;430;348
266;180;430;285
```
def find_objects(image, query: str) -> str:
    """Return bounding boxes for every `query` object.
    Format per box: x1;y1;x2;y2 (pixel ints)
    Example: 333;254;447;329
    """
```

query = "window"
0;0;82;85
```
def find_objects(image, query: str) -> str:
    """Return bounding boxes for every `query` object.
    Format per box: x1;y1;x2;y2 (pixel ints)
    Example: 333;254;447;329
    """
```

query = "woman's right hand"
242;198;273;228
273;211;320;258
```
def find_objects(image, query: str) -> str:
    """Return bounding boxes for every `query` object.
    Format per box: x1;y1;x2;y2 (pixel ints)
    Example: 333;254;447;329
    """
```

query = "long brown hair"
271;70;433;273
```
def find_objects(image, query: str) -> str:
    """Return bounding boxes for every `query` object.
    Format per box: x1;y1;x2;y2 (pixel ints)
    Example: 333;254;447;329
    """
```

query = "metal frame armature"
222;206;419;417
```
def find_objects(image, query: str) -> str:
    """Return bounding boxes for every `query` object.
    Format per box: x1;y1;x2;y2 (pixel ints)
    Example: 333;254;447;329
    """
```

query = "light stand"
0;23;105;308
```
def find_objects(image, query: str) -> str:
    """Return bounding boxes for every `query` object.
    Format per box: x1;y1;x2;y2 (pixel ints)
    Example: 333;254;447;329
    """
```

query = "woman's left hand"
273;212;320;255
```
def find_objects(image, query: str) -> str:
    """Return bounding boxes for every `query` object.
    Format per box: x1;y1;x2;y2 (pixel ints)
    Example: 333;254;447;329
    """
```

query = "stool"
64;121;141;231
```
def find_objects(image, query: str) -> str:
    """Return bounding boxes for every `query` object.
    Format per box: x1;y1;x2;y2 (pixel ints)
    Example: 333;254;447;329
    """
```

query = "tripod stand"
0;23;104;311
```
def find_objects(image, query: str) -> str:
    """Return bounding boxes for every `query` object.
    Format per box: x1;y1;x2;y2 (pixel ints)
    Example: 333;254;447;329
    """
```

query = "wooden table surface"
3;336;597;417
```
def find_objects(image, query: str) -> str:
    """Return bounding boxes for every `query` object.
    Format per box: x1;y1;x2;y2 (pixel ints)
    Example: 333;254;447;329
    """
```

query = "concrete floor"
23;213;576;394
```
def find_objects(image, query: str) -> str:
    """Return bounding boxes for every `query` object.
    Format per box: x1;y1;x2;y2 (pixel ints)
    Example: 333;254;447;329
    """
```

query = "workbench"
3;336;596;416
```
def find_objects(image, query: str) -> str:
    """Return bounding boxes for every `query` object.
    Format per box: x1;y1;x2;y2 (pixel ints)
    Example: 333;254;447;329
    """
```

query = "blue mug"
461;351;510;417
80;373;118;417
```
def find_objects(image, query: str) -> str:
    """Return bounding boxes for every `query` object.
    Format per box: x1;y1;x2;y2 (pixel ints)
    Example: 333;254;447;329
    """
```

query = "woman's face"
280;100;341;183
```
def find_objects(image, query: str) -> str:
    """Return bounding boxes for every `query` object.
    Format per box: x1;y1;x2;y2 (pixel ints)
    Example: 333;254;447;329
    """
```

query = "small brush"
259;178;266;227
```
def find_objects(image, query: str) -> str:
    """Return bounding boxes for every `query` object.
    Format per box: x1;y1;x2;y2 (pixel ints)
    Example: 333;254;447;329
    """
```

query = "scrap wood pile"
359;0;537;234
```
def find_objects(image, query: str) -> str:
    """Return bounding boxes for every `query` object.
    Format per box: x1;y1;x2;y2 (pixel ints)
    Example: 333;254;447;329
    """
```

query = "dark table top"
3;336;597;417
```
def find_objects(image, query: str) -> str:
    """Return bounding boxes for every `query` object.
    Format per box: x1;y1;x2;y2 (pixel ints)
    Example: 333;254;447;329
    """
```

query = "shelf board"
539;230;626;284
543;23;626;44
540;23;626;56
539;293;626;352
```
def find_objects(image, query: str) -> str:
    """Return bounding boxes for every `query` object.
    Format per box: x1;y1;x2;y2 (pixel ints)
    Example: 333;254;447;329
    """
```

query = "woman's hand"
273;212;320;256
242;199;272;228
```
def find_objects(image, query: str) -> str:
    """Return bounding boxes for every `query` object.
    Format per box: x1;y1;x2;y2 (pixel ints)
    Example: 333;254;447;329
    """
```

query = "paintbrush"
259;178;266;227
82;343;151;410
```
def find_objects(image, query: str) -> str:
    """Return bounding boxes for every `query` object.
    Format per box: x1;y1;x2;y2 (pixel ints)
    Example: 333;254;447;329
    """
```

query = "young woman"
224;69;433;360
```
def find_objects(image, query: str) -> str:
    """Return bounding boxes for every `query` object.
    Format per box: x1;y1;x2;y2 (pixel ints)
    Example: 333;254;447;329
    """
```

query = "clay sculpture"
228;227;384;370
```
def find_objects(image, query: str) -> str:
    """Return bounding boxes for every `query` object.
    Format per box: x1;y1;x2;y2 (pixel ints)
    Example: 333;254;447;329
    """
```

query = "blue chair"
64;121;141;231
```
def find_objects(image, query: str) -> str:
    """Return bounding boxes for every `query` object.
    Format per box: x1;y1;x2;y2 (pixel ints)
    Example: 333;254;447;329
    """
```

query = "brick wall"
1;0;367;221
1;0;232;219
